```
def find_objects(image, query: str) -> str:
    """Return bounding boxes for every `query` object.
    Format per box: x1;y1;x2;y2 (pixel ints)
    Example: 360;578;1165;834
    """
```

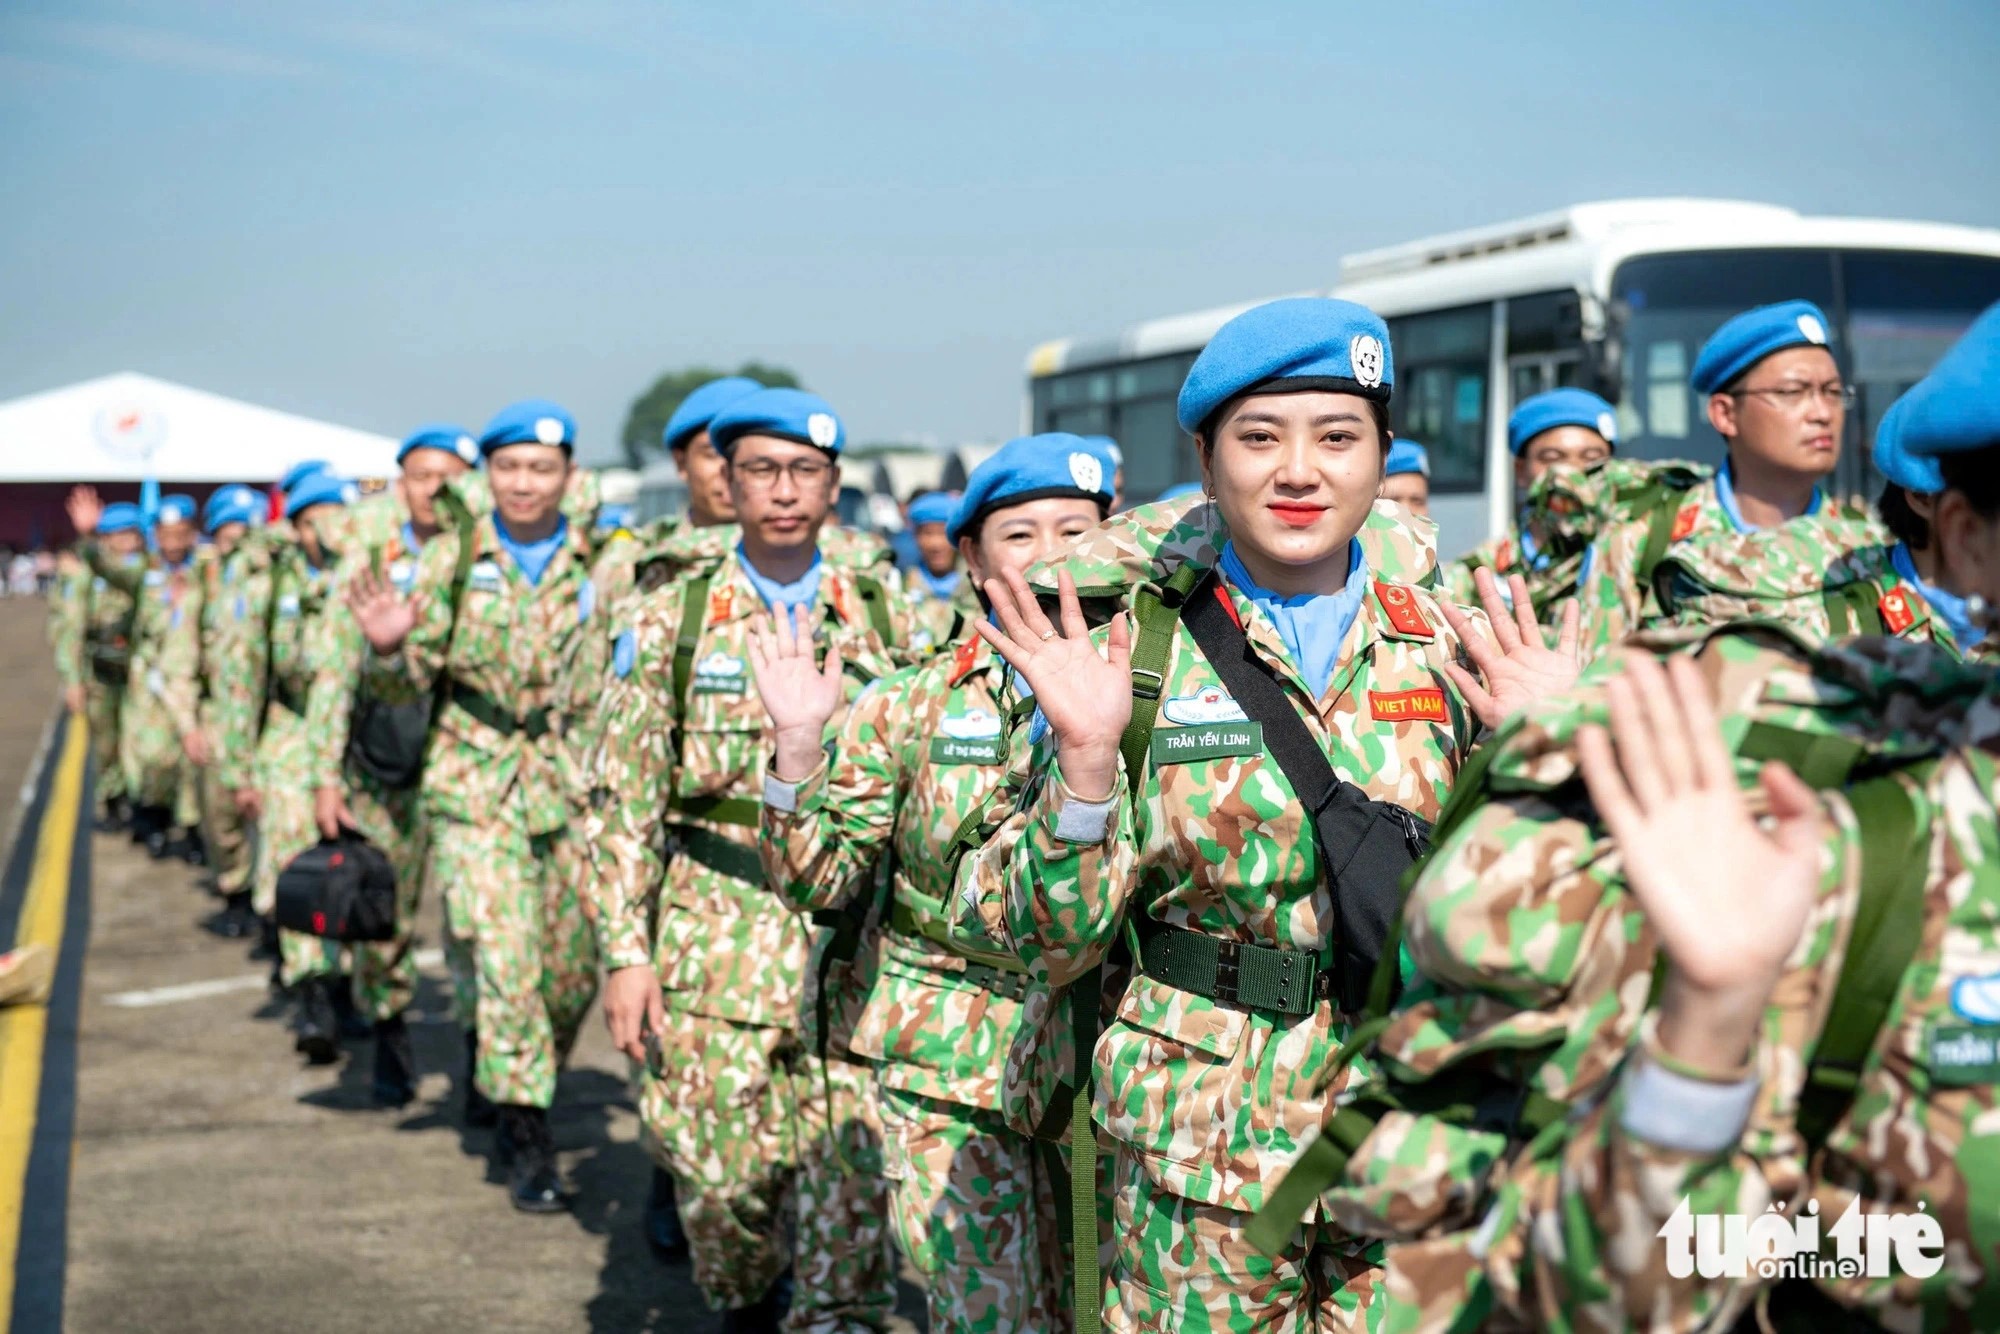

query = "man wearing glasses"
584;388;919;1332
1576;299;1877;654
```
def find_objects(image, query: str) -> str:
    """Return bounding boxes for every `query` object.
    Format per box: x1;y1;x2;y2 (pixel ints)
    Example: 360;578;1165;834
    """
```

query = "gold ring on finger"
1040;630;1060;642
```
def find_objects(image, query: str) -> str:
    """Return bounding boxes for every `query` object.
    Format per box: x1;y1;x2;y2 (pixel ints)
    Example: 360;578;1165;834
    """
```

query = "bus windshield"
1610;248;2000;492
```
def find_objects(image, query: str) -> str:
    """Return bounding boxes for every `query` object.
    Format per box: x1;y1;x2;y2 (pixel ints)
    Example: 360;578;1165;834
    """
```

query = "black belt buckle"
1212;938;1242;1006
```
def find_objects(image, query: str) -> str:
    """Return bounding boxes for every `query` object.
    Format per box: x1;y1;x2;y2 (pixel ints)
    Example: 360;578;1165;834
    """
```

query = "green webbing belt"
1135;917;1331;1016
667;793;761;828
670;824;763;885
886;898;1027;977
447;681;552;738
1794;772;1931;1154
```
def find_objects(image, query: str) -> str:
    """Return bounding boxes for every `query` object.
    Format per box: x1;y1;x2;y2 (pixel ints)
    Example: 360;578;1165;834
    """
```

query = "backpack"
1648;513;1898;644
1242;622;1962;1266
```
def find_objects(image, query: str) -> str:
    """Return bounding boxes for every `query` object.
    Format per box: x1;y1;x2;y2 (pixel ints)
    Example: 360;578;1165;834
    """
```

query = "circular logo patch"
807;413;840;449
1597;411;1618;442
1796;313;1827;345
1068;451;1105;494
456;434;479;463
1350;335;1385;389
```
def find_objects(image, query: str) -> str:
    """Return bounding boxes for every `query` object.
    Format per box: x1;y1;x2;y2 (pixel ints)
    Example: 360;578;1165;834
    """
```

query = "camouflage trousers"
878;1086;1069;1334
428;816;597;1108
84;679;126;806
1101;1147;1386;1333
250;707;341;988
640;1013;896;1322
343;777;427;1024
119;678;186;815
197;706;252;894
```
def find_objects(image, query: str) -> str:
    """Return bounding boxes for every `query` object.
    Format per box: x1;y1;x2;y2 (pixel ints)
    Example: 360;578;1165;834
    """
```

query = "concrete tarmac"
2;599;926;1332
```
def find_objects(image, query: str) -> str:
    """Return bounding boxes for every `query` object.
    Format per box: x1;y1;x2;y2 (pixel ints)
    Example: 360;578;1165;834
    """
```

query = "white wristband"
1619;1053;1759;1155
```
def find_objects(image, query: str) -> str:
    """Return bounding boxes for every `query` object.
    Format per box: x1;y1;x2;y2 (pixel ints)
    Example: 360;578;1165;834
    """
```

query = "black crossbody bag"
1180;573;1432;1013
274;833;398;942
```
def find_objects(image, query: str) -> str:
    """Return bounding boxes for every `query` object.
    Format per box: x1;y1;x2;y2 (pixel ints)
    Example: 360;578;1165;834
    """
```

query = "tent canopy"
0;372;398;483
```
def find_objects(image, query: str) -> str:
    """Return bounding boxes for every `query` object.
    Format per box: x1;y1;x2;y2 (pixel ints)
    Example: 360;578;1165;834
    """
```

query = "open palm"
747;603;844;737
1442;569;1583;728
346;567;418;656
974;568;1132;770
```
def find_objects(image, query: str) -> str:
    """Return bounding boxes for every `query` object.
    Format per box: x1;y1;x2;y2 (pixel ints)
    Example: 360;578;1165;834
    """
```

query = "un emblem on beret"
1068;452;1104;494
1350;335;1385;390
534;416;566;446
1796;313;1827;345
807;413;839;449
456;435;479;463
1597;411;1618;441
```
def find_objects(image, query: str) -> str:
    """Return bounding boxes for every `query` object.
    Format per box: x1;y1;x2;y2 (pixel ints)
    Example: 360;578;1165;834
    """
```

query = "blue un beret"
280;460;330;493
1176;297;1393;435
1155;482;1204;504
1896;301;2000;467
203;485;262;534
479;399;576;455
156;493;198;525
98;502;143;535
399;423;480;466
907;491;956;527
1507;388;1620;457
709;388;846;457
664;377;765;453
1690;300;1835;396
1384;439;1430;478
594;503;636;534
284;473;356;519
948;433;1116;544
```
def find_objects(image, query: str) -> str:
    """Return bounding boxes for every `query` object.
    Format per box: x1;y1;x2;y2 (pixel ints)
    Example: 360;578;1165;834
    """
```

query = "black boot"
496;1105;567;1214
371;1014;417;1108
463;1030;497;1128
644;1166;689;1262
330;976;372;1041
94;797;130;834
292;976;340;1065
249;915;279;961
132;804;169;853
719;1273;791;1334
180;829;207;866
201;891;256;939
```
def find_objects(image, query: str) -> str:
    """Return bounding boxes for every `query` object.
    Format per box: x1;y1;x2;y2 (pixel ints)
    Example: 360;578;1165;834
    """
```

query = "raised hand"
346;567;418;656
66;485;104;537
974;568;1132;801
1442;569;1582;728
1577;652;1825;1073
747;603;845;781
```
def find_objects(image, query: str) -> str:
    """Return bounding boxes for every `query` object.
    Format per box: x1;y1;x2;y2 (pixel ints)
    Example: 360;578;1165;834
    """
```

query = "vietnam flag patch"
1373;582;1434;639
1370;688;1449;723
1670;504;1699;543
1879;588;1916;635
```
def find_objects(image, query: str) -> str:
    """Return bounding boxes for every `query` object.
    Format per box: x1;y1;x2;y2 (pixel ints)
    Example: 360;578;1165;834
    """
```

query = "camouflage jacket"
370;510;608;836
56;543;141;688
210;541;341;792
898;564;982;657
82;544;199;729
581;547;924;1035
303;494;424;793
958;498;1489;1212
760;633;1026;1109
1325;626;2000;1333
1577;475;1878;658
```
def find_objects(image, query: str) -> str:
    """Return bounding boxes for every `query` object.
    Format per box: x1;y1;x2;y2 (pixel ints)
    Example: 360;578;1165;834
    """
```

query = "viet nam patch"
1369;687;1448;723
1161;686;1247;727
693;649;748;694
1151;721;1263;766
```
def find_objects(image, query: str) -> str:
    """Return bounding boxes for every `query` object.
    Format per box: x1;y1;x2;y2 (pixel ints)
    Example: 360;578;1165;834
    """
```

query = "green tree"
619;362;802;468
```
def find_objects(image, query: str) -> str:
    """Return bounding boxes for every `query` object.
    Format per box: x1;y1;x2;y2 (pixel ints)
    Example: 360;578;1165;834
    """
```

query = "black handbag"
345;697;434;789
274;834;398;942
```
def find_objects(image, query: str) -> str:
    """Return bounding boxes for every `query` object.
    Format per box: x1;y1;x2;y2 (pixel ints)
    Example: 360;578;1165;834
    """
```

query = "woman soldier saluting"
972;298;1579;1330
748;432;1118;1333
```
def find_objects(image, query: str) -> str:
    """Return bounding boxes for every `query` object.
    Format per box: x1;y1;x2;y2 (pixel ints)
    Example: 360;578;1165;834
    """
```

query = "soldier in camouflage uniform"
755;435;1115;1333
308;426;478;1107
961;299;1578;1331
212;471;357;1062
586;389;919;1331
345;400;603;1213
1577;300;1879;657
188;487;264;935
898;489;981;653
54;500;143;827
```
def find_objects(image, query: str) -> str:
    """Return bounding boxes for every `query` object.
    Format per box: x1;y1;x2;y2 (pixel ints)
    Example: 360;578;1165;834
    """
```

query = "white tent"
0;372;398;482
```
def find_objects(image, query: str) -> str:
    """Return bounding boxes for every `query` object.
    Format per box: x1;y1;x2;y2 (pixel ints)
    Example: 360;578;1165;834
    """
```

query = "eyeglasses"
1731;382;1856;410
730;458;834;488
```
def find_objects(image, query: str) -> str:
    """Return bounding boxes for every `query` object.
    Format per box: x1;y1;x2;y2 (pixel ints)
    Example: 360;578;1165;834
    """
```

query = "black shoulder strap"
1180;571;1422;1013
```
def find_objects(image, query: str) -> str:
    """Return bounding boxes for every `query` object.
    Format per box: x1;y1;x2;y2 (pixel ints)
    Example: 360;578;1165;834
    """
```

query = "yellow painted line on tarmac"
0;720;88;1330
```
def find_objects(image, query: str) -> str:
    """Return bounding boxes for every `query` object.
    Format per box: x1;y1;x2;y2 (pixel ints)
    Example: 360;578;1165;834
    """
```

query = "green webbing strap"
1069;1078;1100;1334
1633;488;1684;591
886;898;1027;975
1736;720;1864;790
1820;580;1887;640
670;824;763;884
1115;563;1203;794
666;793;761;828
1136;918;1329;1015
855;574;896;650
667;570;715;772
1793;772;1931;1154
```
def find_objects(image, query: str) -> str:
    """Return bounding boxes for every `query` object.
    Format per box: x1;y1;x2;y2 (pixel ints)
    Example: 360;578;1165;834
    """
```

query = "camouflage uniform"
762;633;1068;1332
1323;625;2000;1333
1577;472;1877;657
304;494;436;1023
192;547;255;895
898;566;982;659
55;544;139;810
956;498;1489;1331
212;538;345;987
82;547;200;826
370;511;603;1109
583;548;921;1318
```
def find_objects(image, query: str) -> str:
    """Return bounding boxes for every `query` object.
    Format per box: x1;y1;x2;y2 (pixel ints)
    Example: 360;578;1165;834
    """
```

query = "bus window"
1388;302;1490;494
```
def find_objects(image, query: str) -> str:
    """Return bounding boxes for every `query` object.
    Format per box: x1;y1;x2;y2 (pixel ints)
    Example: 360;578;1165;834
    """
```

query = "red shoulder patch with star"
1669;504;1699;543
1374;581;1434;640
1879;587;1916;635
948;635;981;685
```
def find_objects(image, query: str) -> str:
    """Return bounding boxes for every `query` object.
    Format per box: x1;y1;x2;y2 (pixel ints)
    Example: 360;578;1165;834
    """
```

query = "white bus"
1023;199;2000;559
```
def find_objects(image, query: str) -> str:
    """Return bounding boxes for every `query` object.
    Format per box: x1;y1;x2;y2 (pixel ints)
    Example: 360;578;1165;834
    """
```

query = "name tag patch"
1370;688;1448;723
468;560;503;592
693;650;747;695
1929;1022;2000;1086
388;559;417;594
1150;721;1263;766
930;735;1003;766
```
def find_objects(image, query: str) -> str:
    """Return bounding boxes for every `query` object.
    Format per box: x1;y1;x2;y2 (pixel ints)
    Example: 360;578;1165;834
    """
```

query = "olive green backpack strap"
1794;767;1933;1154
1820;580;1887;639
666;571;715;768
854;573;896;651
1631;485;1687;592
1117;562;1204;792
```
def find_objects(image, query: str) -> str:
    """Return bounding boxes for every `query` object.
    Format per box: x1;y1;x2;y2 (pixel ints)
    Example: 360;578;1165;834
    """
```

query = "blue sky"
2;0;1996;465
